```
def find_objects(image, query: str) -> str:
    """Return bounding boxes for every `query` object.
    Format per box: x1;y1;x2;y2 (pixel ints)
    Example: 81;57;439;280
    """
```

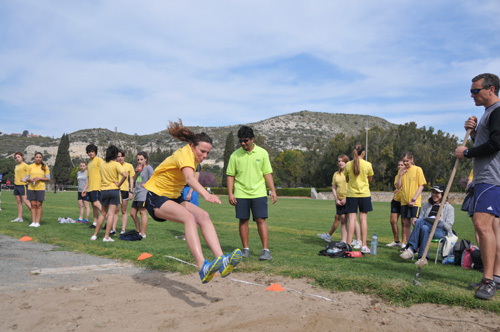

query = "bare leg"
347;213;357;245
255;218;269;250
139;208;148;236
340;214;348;242
104;205;117;239
84;200;90;220
474;212;497;280
22;195;32;211
402;217;411;243
130;207;141;231
36;201;43;224
120;200;129;231
78;199;84;220
329;214;340;236
390;213;400;242
493;218;500;278
359;212;368;247
239;219;250;249
16;195;23;219
355;217;361;243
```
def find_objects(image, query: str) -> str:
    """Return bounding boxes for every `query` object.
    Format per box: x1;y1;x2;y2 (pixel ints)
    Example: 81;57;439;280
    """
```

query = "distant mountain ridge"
1;111;396;166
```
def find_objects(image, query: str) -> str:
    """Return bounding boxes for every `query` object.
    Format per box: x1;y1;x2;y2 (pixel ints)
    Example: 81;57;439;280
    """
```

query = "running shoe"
219;249;242;278
199;257;222;284
361;246;371;254
241;248;250;258
29;222;37;227
82;219;89;224
90;235;97;241
259;249;272;260
353;241;361;249
76;218;83;223
400;249;414;260
474;279;496;300
103;237;115;242
11;218;22;222
469;281;500;290
110;230;116;236
414;258;428;266
317;233;332;242
386;241;401;247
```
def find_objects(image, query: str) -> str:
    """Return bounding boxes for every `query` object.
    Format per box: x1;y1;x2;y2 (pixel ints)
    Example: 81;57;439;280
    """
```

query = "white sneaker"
120;230;126;235
361;246;371;254
353;240;361;249
400;242;406;248
386;241;401;247
103;237;115;242
29;222;37;227
11;218;21;222
414;258;428;266
140;234;146;238
90;235;97;241
33;223;40;228
317;233;332;242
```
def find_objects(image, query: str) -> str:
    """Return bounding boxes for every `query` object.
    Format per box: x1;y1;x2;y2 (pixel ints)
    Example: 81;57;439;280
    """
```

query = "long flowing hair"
168;119;213;146
352;143;365;176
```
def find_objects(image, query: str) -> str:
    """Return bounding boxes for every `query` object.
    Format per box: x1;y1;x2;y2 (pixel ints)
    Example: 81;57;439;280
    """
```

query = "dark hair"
401;152;414;162
167;119;213;146
34;152;47;171
472;73;500;96
105;145;119;162
137;151;149;164
117;148;125;157
237;126;255;139
14;151;24;161
86;144;98;154
352;143;365;176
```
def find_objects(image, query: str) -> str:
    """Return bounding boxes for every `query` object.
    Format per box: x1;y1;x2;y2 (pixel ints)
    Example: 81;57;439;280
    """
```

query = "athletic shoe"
82;219;89;224
29;222;37;227
353;241;361;249
199;257;222;284
317;233;332;242
11;218;22;222
33;223;40;228
386;241;401;247
398;244;408;252
110;230;116;236
470;280;500;290
259;249;272;260
219;249;242;278
175;235;186;240
414;258;428;266
241;248;250;258
400;249;414;260
76;218;83;223
90;235;97;241
140;234;146;238
88;224;96;229
103;237;115;242
361;246;371;254
474;279;496;300
120;230;126;235
397;242;405;248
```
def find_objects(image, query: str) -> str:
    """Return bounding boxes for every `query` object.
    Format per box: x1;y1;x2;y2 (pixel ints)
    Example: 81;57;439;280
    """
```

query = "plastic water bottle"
370;234;378;255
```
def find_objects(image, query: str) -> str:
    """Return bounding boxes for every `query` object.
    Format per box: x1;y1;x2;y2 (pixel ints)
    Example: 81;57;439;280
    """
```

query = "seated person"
400;184;454;265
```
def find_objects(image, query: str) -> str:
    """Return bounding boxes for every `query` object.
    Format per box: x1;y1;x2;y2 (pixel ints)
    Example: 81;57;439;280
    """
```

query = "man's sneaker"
400;249;414;260
474;279;496;300
470;281;500;290
414;258;428;266
82;219;89;224
103;237;115;242
110;230;116;236
29;222;37;227
219;249;242;278
259;249;272;260
317;233;332;242
361;246;371;254
386;241;401;247
241;248;250;258
90;235;97;241
199;257;222;284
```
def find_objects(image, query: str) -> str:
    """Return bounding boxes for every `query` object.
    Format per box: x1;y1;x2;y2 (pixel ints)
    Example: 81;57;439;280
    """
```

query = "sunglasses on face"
239;138;251;143
470;87;488;94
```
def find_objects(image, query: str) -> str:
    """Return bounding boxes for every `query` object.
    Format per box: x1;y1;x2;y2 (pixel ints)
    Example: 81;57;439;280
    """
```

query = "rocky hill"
0;111;396;166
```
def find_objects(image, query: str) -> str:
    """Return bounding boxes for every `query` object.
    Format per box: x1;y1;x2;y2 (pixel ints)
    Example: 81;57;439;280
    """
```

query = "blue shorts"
390;199;401;214
145;191;184;222
13;185;27;196
345;197;372;214
131;200;146;209
101;190;121;206
27;190;45;202
473;183;500;217
78;192;90;201
88;191;101;203
235;197;268;220
401;205;420;219
120;190;130;201
335;203;347;215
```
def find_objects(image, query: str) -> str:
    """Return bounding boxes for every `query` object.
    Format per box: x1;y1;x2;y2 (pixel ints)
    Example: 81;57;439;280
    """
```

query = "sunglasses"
239;138;251;143
470;87;488;94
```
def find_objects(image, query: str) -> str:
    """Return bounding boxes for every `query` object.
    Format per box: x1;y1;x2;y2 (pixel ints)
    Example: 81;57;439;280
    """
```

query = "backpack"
440;231;458;261
453;239;473;266
470;249;484;271
319;241;352;258
119;230;143;241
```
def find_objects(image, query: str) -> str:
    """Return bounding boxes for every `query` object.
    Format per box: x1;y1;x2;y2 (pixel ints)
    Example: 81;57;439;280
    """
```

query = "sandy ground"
0;235;499;332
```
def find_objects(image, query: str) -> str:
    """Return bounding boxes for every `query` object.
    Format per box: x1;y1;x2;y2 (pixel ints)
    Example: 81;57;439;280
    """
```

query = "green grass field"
1;191;499;313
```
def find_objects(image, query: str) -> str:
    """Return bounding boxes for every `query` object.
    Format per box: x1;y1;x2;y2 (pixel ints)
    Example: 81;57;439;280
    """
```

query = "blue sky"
1;1;500;139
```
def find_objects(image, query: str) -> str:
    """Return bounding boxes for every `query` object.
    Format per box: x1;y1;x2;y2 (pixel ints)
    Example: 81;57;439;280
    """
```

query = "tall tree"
52;134;72;187
221;131;235;187
273;150;305;187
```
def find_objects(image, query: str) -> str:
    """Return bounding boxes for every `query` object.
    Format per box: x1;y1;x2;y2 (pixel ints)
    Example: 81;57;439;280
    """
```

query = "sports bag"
453;239;473;266
441;231;458;261
319;241;352;258
119;230;143;241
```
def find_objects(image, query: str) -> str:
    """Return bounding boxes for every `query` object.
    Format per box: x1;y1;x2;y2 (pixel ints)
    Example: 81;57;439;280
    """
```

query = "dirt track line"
31;262;134;275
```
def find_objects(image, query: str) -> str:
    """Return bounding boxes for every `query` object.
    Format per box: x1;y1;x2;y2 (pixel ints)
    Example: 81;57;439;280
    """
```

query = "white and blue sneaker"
219;249;242;278
199;257;222;284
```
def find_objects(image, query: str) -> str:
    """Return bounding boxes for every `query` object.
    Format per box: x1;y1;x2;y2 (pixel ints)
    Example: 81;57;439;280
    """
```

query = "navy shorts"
88;191;101;203
101;189;121;206
13;185;27;196
145;191;184;222
401;205;420;219
335;203;347;215
235;197;268;220
390;199;401;214
78;192;90;201
473;183;500;217
131;200;146;209
345;197;373;214
27;190;45;202
120;190;129;201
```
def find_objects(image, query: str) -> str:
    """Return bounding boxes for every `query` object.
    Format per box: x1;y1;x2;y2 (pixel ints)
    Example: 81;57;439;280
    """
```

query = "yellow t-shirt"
344;159;374;198
144;145;198;198
87;157;103;192
332;171;347;200
14;162;29;186
119;162;136;191
27;163;50;191
100;161;125;191
393;174;401;202
398;165;426;206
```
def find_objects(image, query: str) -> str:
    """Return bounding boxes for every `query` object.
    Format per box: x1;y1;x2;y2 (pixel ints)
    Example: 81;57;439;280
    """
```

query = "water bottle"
370;234;378;255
